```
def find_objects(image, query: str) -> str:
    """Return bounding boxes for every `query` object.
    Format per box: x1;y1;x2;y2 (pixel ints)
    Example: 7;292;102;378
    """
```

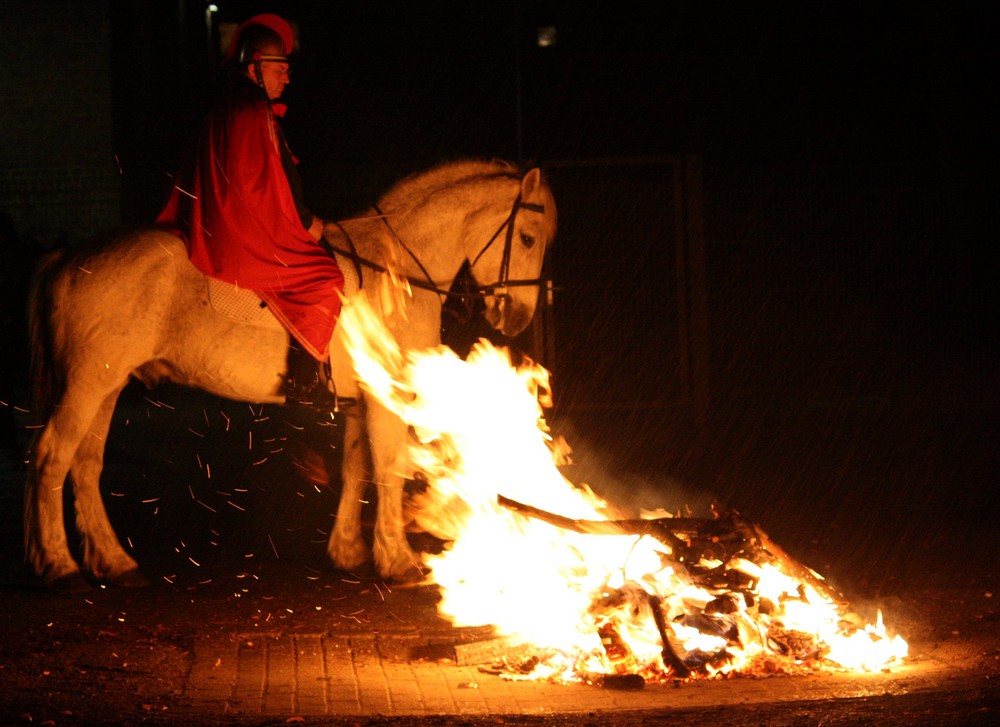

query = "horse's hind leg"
71;387;148;587
25;390;110;592
328;403;373;571
24;448;83;592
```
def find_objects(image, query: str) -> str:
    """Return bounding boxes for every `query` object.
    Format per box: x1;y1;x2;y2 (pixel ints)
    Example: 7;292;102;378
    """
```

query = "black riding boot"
282;341;338;412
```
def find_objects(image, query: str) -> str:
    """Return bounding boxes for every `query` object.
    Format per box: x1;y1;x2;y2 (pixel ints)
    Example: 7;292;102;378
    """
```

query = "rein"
320;193;546;302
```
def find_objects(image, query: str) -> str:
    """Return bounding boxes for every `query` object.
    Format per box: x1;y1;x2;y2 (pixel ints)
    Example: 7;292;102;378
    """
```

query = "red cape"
157;89;343;361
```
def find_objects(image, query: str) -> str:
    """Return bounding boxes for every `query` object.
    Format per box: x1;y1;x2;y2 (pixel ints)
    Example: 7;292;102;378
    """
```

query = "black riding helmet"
224;13;294;85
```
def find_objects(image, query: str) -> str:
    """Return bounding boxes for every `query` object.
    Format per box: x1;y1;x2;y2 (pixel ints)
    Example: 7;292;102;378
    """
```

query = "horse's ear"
520;167;542;198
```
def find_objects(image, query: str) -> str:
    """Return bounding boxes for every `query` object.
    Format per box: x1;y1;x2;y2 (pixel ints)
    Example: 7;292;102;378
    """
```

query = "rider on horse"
157;13;341;411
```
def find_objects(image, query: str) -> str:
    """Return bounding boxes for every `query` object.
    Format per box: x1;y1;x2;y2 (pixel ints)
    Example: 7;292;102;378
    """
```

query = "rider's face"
247;41;290;100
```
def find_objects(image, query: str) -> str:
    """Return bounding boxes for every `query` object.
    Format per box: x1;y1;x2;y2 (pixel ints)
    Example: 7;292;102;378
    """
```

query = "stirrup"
284;386;337;412
285;388;359;412
282;344;359;413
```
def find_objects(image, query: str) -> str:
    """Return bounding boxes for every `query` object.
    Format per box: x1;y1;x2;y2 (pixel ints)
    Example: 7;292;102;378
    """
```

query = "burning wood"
496;495;836;602
488;494;906;682
339;298;908;685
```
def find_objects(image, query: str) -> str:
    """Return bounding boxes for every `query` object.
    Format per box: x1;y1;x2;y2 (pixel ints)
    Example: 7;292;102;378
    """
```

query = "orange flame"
339;295;908;681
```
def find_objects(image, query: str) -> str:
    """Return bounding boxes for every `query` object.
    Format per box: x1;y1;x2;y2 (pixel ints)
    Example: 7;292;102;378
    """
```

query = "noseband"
323;193;547;303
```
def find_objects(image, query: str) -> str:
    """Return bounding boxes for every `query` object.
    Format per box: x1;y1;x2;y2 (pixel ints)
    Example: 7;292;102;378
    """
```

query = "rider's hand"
308;215;325;241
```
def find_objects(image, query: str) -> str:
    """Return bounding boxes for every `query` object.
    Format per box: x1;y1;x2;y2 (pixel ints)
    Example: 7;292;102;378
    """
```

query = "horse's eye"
520;232;536;249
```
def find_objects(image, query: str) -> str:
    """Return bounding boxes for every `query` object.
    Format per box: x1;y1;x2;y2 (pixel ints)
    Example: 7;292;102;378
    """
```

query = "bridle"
467;193;546;300
321;193;547;303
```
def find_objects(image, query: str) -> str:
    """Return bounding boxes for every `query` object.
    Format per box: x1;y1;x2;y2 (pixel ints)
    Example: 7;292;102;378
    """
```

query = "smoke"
545;416;720;520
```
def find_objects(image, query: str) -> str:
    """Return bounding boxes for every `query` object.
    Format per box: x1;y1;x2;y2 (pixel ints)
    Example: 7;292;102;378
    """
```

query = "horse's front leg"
327;402;372;571
72;388;148;587
366;402;422;580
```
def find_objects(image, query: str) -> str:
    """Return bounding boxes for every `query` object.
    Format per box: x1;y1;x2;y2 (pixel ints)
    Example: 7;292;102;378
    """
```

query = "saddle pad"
335;249;361;297
206;250;360;326
207;278;279;327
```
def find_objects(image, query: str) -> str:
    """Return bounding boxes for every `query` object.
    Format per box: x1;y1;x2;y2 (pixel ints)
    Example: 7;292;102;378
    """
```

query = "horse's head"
468;167;557;337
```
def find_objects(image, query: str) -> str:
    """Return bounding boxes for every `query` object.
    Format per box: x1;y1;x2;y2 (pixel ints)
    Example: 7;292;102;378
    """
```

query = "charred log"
647;593;692;678
496;494;841;604
584;672;646;690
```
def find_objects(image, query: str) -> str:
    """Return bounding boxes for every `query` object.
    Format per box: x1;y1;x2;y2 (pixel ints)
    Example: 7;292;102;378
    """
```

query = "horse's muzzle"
486;295;534;337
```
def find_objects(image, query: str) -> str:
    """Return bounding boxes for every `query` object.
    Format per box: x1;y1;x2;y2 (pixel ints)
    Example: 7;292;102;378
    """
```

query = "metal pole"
513;0;524;163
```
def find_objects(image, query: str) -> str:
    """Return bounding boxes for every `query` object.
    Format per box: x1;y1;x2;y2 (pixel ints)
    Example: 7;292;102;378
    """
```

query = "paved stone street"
179;630;958;719
3;381;999;725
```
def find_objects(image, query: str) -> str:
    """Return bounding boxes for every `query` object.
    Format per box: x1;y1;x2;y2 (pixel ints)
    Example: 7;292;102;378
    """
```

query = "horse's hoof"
109;568;150;588
387;564;430;586
328;541;371;573
50;573;92;594
335;561;376;579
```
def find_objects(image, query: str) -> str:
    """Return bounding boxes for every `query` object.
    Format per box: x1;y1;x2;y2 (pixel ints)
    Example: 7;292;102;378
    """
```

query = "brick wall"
1;0;120;247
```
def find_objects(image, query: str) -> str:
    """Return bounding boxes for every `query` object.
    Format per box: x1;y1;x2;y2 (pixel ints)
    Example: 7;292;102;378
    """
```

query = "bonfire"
339;296;908;687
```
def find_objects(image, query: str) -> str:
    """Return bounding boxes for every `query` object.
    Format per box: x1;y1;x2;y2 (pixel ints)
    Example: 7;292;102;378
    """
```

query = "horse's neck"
375;179;515;288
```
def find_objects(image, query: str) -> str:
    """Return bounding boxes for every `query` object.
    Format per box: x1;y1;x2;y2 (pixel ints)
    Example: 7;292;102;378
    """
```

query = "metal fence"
443;156;709;423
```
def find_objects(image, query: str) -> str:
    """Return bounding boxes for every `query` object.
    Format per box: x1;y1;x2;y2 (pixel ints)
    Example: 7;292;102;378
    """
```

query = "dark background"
2;0;997;588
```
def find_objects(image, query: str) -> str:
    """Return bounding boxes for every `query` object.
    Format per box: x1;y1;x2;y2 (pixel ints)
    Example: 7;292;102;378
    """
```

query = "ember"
339;296;908;685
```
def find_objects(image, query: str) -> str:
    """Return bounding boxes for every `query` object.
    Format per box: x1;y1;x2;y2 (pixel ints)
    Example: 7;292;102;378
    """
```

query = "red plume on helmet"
225;13;294;63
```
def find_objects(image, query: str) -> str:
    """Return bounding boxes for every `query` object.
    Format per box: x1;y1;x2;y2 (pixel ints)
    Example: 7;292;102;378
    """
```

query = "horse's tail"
26;248;68;427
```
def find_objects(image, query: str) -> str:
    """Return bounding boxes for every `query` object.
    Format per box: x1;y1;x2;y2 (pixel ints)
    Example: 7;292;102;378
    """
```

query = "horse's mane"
378;158;524;211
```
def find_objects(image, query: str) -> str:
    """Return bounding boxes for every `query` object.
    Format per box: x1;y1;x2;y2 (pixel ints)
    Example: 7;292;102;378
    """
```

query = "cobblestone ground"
2;386;999;725
181;632;971;719
1;561;997;726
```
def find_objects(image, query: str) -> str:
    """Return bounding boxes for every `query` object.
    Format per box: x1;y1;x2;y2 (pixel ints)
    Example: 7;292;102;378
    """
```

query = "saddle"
205;249;361;412
205;248;360;326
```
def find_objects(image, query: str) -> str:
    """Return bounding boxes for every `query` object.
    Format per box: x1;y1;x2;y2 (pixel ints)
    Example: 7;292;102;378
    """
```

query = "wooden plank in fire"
496;494;842;604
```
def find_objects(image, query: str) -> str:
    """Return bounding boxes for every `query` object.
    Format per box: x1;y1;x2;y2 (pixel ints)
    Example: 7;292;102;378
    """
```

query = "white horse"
24;158;557;593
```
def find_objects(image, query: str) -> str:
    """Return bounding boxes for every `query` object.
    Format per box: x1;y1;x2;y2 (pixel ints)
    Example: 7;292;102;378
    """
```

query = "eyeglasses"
257;54;291;78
